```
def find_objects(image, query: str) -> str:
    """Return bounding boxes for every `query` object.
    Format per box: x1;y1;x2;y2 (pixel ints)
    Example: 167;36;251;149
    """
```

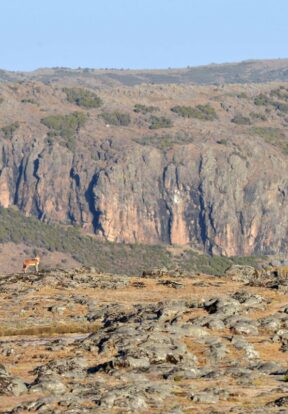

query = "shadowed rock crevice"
85;172;105;235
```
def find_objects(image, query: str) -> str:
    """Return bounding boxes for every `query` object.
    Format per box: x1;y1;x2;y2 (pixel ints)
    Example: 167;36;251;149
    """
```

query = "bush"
254;94;273;106
100;111;131;126
236;92;248;99
250;127;288;155
136;132;193;150
171;104;217;121
63;88;103;108
1;122;20;139
149;116;173;129
270;87;288;100
231;114;251;125
134;104;159;114
250;127;284;141
21;99;37;105
41;112;87;151
272;101;288;113
249;112;267;121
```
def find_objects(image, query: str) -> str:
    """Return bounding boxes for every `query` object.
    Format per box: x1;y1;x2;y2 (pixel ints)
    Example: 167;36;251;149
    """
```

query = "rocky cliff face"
1;132;288;256
1;77;288;256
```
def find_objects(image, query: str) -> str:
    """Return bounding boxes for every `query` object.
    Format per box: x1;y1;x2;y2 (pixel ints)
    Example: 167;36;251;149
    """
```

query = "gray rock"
191;392;219;404
232;321;259;335
204;297;241;317
231;336;260;360
261;317;282;332
225;265;257;282
30;374;67;395
0;364;27;396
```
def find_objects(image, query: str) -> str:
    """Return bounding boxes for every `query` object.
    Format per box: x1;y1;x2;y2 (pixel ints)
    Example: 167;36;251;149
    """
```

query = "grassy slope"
0;207;263;275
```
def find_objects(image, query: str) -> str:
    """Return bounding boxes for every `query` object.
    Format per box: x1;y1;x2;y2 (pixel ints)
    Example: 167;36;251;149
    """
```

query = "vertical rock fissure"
198;182;207;247
32;157;43;219
13;158;24;206
198;155;207;249
85;172;105;235
161;165;173;244
69;166;84;224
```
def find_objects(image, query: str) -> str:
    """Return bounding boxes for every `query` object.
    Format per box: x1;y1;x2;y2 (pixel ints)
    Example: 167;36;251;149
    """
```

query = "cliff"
0;68;288;256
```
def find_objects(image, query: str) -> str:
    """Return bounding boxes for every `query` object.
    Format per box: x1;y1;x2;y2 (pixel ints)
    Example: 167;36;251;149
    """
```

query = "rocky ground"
0;266;288;413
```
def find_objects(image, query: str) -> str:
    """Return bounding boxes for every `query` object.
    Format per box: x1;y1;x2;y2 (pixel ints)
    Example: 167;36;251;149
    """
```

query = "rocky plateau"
0;265;288;413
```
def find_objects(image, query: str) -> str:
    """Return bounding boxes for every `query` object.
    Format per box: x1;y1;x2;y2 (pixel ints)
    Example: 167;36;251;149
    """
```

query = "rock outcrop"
1;78;288;256
1;132;288;256
1;268;288;413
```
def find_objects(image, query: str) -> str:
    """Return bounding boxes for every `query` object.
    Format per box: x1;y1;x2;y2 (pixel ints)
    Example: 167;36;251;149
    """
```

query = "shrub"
272;101;288;113
41;112;87;151
100;111;131;126
171;104;217;121
231;114;251;125
63;88;103;108
270;87;288;100
216;139;228;145
149;116;173;129
134;104;159;114
250;127;284;141
236;92;248;99
41;112;87;137
250;127;288;155
136;132;193;150
21;98;37;105
254;94;273;106
1;122;20;139
249;112;267;121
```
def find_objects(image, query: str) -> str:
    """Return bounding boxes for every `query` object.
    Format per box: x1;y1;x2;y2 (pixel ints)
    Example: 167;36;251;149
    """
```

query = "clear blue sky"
0;0;287;71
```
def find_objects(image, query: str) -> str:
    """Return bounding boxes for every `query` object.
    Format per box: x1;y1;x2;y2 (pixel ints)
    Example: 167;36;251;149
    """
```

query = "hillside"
1;59;288;85
0;207;261;275
0;59;288;257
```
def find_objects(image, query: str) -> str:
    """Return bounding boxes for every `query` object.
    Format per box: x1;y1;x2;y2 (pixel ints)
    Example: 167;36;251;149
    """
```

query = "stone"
0;364;27;396
191;392;219;404
30;374;67;395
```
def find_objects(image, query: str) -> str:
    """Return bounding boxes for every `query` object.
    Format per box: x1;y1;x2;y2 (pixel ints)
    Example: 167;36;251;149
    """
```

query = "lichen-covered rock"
0;364;27;396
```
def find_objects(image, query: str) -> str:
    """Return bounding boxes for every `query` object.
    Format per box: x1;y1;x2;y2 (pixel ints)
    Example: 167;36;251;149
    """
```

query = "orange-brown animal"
22;256;40;273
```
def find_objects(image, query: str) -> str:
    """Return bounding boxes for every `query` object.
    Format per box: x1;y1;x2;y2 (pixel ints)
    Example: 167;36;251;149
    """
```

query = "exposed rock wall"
1;134;288;256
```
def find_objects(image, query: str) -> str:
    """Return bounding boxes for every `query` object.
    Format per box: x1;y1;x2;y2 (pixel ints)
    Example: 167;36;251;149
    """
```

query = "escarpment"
1;133;288;256
1;76;288;256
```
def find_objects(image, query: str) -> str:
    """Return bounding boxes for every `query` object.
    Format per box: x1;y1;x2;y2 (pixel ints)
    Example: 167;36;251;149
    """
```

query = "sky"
0;0;287;71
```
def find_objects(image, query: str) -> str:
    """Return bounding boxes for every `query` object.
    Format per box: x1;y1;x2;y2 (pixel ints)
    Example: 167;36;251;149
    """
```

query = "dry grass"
0;321;100;337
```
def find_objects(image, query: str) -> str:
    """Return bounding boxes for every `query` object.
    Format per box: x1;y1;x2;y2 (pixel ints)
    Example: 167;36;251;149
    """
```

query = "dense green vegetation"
136;132;193;150
134;104;159;114
100;111;131;126
149;116;173;129
63;87;103;108
231;114;251;125
0;207;263;276
0;122;20;139
254;93;273;106
41;112;87;151
171;104;217;121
